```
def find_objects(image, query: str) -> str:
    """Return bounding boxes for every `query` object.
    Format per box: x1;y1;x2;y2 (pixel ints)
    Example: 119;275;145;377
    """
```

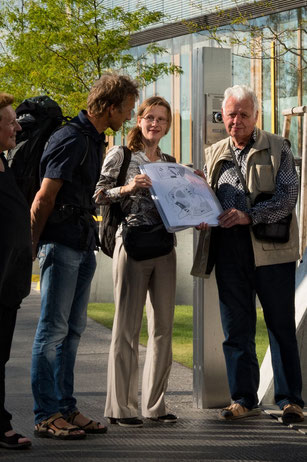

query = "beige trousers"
104;237;176;419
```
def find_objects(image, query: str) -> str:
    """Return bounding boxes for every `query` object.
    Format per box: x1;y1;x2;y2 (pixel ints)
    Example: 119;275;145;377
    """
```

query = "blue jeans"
31;242;96;424
215;226;304;410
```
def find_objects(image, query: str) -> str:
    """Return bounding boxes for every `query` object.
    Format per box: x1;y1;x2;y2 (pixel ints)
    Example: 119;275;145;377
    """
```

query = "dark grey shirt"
0;154;32;308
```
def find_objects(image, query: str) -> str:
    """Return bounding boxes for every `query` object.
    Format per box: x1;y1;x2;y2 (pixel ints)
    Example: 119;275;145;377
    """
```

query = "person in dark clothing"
193;85;304;424
30;73;139;440
0;92;32;449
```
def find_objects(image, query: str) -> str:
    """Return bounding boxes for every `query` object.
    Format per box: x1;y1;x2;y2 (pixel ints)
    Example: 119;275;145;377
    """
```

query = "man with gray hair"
192;84;304;423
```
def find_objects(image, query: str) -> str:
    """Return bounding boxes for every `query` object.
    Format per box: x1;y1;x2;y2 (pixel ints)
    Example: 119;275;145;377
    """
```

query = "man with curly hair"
31;73;138;440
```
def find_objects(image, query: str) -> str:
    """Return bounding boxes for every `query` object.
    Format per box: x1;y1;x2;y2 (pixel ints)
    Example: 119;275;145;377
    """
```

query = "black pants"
0;306;17;434
215;226;303;409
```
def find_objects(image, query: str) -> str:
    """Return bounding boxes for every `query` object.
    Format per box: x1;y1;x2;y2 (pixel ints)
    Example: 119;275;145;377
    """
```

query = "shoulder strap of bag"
116;146;132;186
161;153;176;163
60;121;90;166
229;145;251;208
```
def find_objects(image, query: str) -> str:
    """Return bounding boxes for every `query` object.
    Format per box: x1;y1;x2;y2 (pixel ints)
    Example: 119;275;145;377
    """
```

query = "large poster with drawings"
139;162;223;232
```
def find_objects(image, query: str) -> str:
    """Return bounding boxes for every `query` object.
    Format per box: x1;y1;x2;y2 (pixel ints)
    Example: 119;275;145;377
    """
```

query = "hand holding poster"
139;162;222;232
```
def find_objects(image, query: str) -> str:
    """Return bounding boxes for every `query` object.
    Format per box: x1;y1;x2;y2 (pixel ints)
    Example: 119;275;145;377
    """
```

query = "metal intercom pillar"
192;46;232;408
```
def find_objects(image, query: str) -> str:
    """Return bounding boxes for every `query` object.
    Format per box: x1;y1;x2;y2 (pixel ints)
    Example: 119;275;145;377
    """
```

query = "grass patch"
255;307;269;365
87;303;269;369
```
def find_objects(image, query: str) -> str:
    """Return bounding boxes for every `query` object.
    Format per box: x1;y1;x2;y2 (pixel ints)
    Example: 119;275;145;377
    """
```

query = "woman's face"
137;105;169;145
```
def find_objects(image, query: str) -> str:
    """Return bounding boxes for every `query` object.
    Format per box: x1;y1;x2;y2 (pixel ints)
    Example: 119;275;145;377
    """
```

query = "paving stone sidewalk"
2;285;306;461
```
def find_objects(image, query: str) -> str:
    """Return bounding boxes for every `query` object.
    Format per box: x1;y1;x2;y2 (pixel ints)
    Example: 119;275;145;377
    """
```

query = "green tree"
0;0;180;115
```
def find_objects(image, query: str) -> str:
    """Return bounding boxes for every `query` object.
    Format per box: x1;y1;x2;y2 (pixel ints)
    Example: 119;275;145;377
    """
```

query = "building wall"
90;228;194;305
94;2;306;306
110;4;306;163
104;0;256;24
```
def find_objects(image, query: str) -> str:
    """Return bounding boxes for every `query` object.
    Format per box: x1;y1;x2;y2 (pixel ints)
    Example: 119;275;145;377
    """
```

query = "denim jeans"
31;242;96;424
215;226;304;410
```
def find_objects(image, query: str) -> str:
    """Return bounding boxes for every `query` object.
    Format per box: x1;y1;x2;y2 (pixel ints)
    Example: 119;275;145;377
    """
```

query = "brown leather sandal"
220;403;261;420
66;411;107;434
34;412;86;440
282;404;304;424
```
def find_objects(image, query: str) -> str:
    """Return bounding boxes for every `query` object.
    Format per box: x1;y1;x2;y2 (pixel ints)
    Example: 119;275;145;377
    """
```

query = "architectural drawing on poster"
140;162;222;232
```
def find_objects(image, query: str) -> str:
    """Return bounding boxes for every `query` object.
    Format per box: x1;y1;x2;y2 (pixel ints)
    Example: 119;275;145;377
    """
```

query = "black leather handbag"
252;193;292;243
122;223;174;261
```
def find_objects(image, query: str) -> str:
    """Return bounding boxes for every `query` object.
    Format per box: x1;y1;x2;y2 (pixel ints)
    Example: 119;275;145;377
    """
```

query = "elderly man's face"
222;96;258;146
0;105;21;152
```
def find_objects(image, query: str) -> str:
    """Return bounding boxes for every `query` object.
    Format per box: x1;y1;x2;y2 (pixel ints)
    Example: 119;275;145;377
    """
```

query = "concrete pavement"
2;285;307;461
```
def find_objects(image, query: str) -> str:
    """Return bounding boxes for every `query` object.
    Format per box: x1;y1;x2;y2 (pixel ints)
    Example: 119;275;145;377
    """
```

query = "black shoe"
282;404;304;424
149;413;178;423
108;417;143;427
0;432;32;449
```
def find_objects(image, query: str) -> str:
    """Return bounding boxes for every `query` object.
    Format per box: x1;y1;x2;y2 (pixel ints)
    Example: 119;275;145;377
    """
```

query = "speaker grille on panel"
213;97;223;110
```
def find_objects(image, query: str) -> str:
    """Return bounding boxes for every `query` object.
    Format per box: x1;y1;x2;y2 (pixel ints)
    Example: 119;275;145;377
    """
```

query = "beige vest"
191;129;299;278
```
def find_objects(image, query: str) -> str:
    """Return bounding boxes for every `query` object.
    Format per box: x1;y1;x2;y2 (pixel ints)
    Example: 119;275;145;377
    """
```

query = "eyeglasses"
142;115;168;125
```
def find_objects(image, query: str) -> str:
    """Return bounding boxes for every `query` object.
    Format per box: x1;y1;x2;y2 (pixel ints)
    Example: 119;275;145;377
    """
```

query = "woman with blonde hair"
95;96;177;427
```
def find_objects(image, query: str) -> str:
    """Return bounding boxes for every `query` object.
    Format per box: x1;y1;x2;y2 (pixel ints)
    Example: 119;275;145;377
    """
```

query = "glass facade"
104;0;256;24
180;48;192;165
110;5;306;163
155;44;172;154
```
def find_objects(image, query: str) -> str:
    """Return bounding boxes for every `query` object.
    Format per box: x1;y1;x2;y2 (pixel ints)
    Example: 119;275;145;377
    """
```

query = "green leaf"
0;0;181;114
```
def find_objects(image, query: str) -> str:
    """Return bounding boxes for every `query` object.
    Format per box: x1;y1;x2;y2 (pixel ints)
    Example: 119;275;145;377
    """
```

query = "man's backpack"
6;95;65;206
98;146;132;257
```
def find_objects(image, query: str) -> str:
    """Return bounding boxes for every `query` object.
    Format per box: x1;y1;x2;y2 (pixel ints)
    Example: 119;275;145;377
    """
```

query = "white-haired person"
192;85;304;423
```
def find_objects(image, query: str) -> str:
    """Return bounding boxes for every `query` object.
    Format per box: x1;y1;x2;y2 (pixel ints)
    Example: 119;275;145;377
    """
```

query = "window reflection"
107;6;305;164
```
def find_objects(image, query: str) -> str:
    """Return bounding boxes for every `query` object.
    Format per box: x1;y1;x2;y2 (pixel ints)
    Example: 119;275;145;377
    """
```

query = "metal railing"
282;106;307;258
